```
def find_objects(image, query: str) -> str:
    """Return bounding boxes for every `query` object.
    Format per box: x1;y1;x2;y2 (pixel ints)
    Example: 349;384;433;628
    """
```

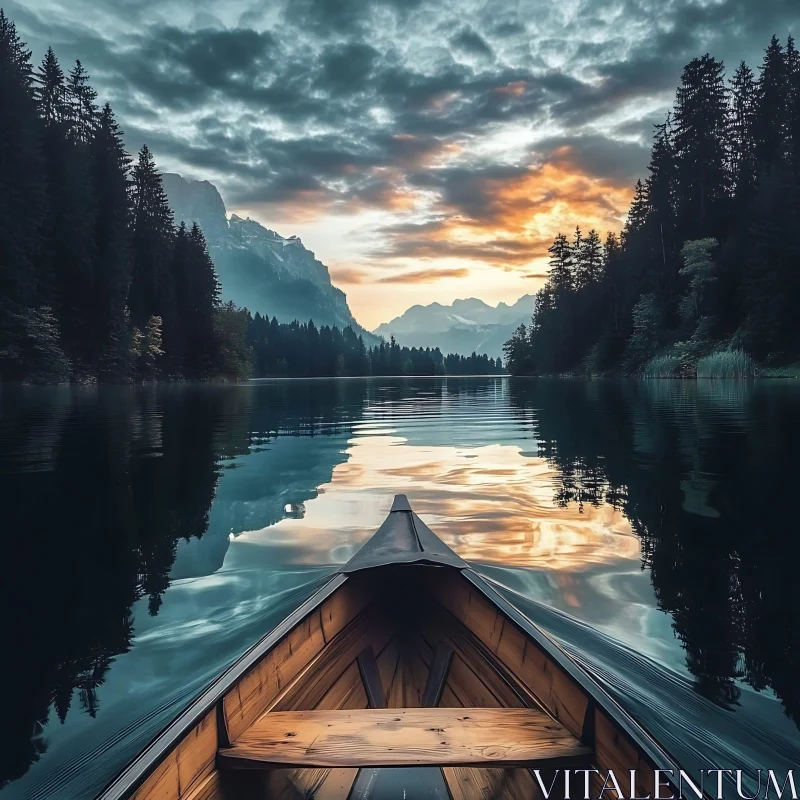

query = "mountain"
373;296;535;359
162;174;376;340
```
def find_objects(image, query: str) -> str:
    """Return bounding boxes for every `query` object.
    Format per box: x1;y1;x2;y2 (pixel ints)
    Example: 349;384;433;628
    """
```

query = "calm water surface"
1;378;799;798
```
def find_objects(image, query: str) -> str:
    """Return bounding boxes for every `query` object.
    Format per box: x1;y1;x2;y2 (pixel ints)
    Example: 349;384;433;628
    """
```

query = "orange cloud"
376;267;470;284
372;152;631;271
329;266;369;284
493;80;527;97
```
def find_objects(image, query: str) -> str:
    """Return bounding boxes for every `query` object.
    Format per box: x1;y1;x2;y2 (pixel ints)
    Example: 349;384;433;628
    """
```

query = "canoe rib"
216;707;592;770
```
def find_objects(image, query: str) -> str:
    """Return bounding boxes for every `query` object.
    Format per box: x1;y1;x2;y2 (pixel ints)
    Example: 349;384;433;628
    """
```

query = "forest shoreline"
1;372;510;386
7;369;799;386
511;366;800;380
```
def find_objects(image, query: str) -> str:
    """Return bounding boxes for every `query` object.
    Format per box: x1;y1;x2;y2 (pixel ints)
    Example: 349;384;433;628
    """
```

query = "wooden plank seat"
217;708;592;770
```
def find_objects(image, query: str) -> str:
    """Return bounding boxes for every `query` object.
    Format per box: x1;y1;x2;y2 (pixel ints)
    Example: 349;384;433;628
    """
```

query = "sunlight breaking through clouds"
14;0;799;324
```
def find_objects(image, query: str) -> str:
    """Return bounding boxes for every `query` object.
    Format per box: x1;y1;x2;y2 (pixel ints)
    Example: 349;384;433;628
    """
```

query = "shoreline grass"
641;354;684;378
633;348;799;380
696;350;756;379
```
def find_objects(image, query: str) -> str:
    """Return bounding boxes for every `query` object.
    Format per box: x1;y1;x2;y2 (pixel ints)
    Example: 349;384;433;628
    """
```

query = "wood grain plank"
386;658;403;708
320;580;371;643
404;646;428;708
447;653;511;709
222;580;374;742
182;771;223;800
420;611;525;709
426;572;589;738
261;662;368;800
439;686;463;708
313;768;360;799
218;708;592;770
594;709;656;799
223;608;326;743
270;607;392;713
375;640;399;701
132;709;217;800
443;767;542;800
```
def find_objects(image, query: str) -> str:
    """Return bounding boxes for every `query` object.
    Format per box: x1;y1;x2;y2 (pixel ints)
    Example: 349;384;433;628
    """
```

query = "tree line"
0;11;256;383
504;34;800;376
248;312;505;377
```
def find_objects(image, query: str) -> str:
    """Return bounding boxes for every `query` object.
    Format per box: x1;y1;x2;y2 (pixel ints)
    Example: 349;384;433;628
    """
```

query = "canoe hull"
96;498;696;800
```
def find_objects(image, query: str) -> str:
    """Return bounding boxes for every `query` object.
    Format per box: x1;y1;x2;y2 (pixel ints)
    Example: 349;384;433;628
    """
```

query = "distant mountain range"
162;174;378;342
374;296;535;359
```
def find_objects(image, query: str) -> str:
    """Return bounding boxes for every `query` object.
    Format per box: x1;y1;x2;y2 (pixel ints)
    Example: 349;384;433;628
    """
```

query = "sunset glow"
17;0;791;329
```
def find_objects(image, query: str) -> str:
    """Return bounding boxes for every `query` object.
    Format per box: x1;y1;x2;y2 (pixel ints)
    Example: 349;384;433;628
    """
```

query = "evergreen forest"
504;35;800;377
0;12;502;383
248;314;504;377
0;11;248;382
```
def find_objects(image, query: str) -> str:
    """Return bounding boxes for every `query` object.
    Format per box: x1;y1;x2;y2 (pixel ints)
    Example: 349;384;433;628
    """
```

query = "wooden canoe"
96;495;695;800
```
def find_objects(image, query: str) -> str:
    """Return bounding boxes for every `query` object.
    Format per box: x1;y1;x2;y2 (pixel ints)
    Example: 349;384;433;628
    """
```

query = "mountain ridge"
373;295;535;358
162;173;378;342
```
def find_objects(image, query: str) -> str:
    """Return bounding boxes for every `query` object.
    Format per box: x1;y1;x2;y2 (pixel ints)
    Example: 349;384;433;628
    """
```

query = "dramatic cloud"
13;0;798;327
376;268;471;283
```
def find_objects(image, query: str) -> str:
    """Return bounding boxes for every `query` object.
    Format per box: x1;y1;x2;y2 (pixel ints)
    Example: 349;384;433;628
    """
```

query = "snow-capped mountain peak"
373;295;535;358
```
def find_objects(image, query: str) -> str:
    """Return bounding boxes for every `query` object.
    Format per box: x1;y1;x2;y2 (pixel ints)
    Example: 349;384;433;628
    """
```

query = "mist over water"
1;378;798;798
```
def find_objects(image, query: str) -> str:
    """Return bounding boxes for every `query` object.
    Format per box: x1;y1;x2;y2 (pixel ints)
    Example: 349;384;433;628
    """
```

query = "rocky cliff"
162;173;375;339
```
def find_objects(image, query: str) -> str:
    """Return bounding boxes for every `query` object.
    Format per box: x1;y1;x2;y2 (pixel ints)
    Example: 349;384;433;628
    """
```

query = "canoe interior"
120;564;665;800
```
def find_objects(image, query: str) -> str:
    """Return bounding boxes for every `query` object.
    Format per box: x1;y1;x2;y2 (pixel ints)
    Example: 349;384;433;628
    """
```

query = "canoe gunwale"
95;571;348;800
463;569;695;798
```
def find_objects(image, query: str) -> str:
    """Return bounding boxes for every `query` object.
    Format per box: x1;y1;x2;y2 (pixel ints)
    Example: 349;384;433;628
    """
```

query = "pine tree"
168;222;190;372
34;47;67;125
0;10;47;378
601;232;626;341
547;233;573;296
503;31;800;374
576;229;603;288
672;54;730;240
35;46;96;364
503;324;531;375
213;302;251;379
754;36;787;168
129;145;176;368
177;223;220;376
729;62;759;207
740;163;800;359
623;180;649;241
1;9;248;382
647;117;676;224
571;226;582;285
90;102;132;367
67;60;97;143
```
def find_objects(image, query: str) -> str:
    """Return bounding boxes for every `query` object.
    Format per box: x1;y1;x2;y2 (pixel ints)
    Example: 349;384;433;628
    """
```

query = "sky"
10;0;798;329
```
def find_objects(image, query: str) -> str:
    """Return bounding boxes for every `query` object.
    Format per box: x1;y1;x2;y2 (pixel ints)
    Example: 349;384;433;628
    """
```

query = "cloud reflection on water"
232;437;640;575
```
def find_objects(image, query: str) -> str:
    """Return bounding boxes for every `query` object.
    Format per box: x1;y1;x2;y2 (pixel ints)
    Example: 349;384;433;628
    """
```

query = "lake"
1;377;799;798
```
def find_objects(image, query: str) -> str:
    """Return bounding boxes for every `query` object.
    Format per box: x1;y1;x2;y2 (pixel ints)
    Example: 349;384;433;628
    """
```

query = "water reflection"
508;379;800;722
0;381;367;791
0;377;799;798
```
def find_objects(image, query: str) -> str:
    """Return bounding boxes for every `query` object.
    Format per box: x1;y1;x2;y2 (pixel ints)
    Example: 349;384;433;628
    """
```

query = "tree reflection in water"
509;378;800;725
0;380;369;787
